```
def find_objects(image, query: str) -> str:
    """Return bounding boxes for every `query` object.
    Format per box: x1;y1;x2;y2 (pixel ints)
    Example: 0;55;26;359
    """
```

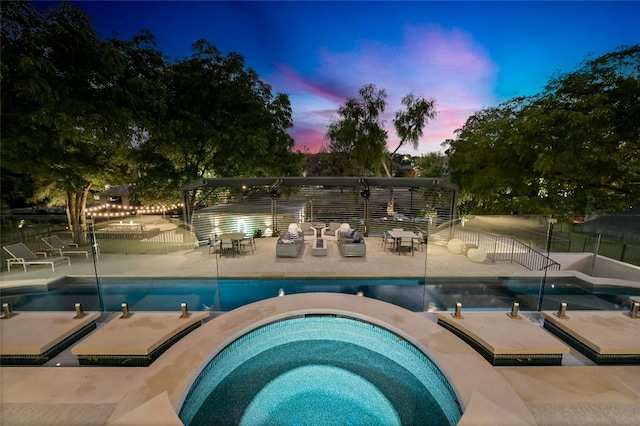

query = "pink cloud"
270;25;498;156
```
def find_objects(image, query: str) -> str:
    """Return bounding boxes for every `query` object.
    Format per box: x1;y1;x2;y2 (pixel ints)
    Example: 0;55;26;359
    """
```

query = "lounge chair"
42;235;90;258
321;223;352;241
3;243;70;272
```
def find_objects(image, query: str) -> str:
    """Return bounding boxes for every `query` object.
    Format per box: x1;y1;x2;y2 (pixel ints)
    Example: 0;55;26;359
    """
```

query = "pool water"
1;276;637;313
179;316;462;425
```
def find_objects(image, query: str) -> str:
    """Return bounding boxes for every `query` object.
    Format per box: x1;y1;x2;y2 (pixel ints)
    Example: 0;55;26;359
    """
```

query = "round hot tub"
179;315;462;425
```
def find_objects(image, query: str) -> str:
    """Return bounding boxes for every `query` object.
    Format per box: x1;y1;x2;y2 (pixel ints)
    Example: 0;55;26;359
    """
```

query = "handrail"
510;239;561;271
454;229;560;271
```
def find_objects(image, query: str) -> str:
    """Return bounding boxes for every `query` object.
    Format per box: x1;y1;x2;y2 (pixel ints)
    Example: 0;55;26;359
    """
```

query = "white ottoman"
447;238;465;254
467;247;487;263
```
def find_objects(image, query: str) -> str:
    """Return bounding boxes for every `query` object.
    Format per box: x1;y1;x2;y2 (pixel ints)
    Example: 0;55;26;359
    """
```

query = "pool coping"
103;293;539;425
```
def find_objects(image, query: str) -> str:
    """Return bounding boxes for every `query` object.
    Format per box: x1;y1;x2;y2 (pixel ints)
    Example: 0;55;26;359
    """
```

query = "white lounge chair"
3;243;70;272
42;235;90;258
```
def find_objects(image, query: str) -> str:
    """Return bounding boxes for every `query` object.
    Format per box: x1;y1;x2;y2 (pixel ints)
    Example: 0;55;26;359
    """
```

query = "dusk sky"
46;1;640;155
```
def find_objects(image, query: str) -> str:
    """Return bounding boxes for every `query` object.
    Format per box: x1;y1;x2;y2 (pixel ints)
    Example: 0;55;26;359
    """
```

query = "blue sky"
45;1;640;155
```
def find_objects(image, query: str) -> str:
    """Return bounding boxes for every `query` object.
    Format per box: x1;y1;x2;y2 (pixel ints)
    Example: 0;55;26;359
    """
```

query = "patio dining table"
218;232;246;257
387;230;419;256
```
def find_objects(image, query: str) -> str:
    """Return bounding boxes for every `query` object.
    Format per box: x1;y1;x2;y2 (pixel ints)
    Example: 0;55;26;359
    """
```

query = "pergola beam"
181;177;456;191
181;177;459;234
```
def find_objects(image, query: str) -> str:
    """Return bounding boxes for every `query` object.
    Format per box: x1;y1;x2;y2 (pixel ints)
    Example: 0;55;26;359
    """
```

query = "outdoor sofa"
276;232;305;257
337;229;366;257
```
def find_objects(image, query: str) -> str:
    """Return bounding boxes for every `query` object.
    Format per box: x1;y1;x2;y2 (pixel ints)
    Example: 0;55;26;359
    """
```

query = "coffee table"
311;238;328;256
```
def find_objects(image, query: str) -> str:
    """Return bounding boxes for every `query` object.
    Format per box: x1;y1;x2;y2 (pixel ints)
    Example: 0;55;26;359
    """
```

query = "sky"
44;1;640;155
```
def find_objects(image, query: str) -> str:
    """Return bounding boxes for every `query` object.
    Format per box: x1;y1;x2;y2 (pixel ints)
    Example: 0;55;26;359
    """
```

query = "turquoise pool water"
2;276;637;312
179;316;462;425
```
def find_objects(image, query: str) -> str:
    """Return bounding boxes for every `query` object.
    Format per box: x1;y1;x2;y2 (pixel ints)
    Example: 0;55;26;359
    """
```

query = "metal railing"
510;239;561;271
0;216;195;267
454;229;561;271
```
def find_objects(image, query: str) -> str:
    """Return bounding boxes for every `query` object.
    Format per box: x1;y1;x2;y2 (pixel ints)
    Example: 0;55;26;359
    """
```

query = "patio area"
0;232;547;285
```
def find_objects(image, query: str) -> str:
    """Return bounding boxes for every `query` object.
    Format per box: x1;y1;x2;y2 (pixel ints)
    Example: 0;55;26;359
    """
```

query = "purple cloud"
270;25;498;155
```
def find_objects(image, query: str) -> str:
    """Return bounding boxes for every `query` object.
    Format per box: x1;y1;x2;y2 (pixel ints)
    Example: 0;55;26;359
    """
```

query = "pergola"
181;177;459;239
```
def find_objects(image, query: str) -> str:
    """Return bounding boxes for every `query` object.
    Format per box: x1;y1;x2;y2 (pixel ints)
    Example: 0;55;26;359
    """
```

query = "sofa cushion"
299;222;311;232
328;222;340;232
338;223;351;233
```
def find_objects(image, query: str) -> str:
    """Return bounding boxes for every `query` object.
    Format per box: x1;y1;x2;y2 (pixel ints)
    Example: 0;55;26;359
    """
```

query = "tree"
1;1;163;241
446;45;640;216
416;152;448;178
391;94;437;176
326;84;389;175
446;98;535;214
130;40;303;207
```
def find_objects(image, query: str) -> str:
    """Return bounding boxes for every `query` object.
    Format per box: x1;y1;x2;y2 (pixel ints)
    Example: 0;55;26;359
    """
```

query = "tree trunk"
384;155;394;217
66;185;91;244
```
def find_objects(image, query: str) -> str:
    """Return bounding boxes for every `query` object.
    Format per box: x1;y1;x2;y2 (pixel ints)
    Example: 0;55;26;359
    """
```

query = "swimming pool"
178;316;462;425
1;276;638;312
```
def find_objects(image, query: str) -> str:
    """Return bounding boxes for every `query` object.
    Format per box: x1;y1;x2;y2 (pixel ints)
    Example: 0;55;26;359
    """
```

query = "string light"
86;203;184;217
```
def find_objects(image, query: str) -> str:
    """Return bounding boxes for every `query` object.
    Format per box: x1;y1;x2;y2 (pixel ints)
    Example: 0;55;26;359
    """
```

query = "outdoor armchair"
321;223;351;241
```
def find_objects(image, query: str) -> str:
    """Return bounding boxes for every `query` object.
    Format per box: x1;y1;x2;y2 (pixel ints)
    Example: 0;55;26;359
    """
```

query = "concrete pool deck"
1;237;640;425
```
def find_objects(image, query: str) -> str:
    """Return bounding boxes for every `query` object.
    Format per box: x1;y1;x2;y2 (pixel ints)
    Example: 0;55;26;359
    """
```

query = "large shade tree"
326;84;389;176
447;44;640;216
130;40;302;207
1;1;164;242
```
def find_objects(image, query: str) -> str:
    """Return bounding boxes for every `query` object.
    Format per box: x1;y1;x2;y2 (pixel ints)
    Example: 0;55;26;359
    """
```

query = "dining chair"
399;237;414;255
208;235;221;255
239;236;256;253
413;231;425;252
381;231;396;251
219;238;235;257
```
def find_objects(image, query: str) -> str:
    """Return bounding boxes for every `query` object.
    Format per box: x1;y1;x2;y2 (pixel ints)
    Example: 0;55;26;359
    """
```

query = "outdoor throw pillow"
346;229;356;238
289;230;299;239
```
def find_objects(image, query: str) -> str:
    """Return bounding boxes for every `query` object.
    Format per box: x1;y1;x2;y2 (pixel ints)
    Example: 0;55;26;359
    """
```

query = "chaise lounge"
3;243;71;272
42;235;90;258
